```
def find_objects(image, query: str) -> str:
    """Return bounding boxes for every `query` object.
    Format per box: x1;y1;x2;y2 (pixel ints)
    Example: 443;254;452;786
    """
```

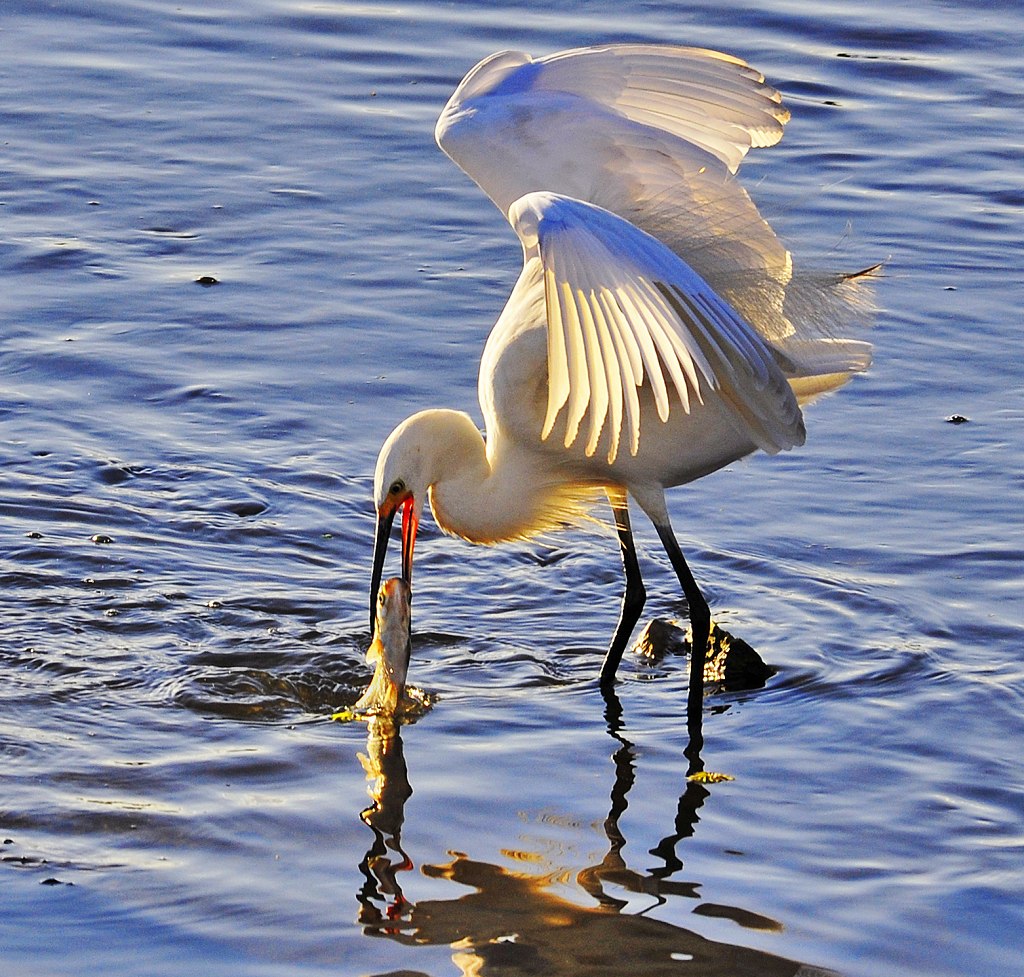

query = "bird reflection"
579;686;711;907
356;716;414;933
353;702;835;977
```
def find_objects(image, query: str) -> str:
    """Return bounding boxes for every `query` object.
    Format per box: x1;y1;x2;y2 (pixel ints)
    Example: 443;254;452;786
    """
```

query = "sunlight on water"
1;1;1022;976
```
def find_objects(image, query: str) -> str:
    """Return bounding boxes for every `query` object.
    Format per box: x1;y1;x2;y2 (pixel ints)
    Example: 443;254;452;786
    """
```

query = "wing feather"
510;192;805;462
562;252;610;456
588;291;623;461
435;44;789;217
615;283;671;425
552;248;590;448
599;288;643;457
541;263;570;440
439;43;872;399
633;276;709;407
527;45;789;168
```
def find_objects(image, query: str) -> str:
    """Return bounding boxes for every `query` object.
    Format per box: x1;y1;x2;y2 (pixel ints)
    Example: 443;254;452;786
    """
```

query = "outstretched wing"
436;44;802;348
435;44;789;213
441;44;874;410
509;192;804;465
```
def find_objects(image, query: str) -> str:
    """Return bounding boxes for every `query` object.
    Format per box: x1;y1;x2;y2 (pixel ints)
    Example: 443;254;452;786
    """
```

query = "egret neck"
376;408;597;551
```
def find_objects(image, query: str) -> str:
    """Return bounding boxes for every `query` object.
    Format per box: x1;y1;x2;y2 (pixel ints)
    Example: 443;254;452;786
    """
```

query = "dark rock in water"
225;500;267;518
633;618;688;660
703;623;775;691
633;618;774;691
945;414;969;424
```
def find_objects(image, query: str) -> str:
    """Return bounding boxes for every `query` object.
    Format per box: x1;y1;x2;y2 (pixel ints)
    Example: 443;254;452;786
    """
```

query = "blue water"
2;2;1022;975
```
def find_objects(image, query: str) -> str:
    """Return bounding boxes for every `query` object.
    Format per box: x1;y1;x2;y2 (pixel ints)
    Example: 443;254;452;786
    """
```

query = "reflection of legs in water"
355;720;414;932
575;688;637;910
647;778;712;881
351;698;825;977
579;686;710;906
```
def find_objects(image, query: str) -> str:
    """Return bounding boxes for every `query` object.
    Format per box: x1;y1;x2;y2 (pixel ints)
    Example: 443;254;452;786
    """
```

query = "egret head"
369;408;484;629
372;409;491;622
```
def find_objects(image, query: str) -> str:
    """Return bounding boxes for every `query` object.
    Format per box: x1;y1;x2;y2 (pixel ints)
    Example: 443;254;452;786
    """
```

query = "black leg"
599;491;647;689
652;520;710;736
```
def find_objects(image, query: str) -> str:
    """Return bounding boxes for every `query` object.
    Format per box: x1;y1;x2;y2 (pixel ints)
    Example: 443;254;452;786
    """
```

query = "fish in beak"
356;577;413;715
369;495;418;631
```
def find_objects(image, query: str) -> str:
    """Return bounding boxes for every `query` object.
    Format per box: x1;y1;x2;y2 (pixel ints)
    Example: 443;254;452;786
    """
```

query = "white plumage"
370;44;874;713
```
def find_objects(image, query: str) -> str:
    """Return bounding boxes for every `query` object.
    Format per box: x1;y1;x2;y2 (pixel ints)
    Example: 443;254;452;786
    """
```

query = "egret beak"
400;495;418;586
369;495;419;631
370;504;396;631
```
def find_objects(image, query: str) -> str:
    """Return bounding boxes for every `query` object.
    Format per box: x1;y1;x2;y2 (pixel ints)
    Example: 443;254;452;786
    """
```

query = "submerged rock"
703;623;775;690
633;618;774;691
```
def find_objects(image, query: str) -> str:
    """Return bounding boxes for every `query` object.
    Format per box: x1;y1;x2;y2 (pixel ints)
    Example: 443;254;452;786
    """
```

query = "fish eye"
388;479;405;497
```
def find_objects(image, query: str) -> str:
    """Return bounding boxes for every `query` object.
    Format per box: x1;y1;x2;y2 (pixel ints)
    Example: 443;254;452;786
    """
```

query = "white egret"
369;45;873;713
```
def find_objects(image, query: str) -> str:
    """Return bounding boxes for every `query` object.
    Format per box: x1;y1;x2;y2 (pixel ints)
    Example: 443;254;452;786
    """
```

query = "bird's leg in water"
652;520;710;756
600;491;646;689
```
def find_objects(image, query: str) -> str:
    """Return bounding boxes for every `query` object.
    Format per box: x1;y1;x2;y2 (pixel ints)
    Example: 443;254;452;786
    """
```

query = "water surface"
2;2;1022;976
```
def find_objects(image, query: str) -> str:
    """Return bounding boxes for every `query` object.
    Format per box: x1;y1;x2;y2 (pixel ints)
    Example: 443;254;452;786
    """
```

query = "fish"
355;577;412;716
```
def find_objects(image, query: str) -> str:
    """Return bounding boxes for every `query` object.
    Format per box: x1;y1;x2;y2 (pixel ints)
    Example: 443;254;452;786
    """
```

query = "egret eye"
388;479;405;497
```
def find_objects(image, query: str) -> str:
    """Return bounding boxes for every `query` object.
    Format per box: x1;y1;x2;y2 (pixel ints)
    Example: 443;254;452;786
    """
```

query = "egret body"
369;45;873;716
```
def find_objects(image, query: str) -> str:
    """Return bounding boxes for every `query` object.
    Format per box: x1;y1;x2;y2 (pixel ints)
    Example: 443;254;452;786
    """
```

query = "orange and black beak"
369;495;418;630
